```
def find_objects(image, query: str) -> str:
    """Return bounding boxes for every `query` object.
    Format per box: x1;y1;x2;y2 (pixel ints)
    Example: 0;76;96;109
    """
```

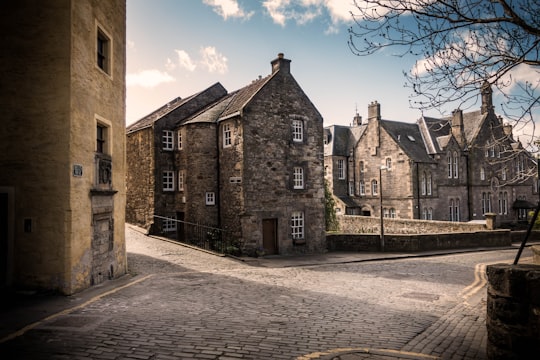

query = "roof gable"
380;120;433;163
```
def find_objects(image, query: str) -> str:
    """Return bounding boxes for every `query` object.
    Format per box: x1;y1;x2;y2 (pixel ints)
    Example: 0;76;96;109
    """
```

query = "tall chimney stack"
271;53;290;74
368;101;381;121
481;81;494;114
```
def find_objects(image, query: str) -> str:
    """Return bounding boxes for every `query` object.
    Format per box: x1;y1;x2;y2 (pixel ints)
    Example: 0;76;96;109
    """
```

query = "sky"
125;0;538;142
126;0;427;127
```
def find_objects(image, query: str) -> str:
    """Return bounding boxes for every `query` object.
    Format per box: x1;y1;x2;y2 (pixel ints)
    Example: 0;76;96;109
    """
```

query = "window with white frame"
293;167;304;189
223;123;232;147
390;208;396;218
206;192;215;205
454;199;460;221
428;207;433;220
482;192;492;214
480;167;485;180
421;172;426;195
359;180;365;195
502;167;507;181
427;173;432;195
499;191;508;215
163;171;174;191
337;159;345;179
453;151;459;178
291;211;304;239
178;170;185;191
383;208;389;218
447;152;452;178
349;181;354;196
385;158;392;170
177;130;183;150
162;130;174;150
371;180;378;195
449;199;454;221
292;119;303;142
162;215;176;232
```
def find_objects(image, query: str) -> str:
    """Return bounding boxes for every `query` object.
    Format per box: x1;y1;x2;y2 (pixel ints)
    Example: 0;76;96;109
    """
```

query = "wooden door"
262;219;278;255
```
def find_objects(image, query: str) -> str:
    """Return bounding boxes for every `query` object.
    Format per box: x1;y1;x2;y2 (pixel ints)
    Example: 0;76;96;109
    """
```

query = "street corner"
296;347;440;360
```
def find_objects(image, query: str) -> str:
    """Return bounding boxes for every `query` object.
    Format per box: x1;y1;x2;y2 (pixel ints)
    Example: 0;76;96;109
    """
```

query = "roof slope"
218;74;274;120
381;120;434;163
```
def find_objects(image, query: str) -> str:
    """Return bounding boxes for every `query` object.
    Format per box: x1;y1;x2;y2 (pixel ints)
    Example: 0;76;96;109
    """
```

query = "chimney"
352;112;362;126
368;101;381;121
452;109;464;146
271;52;290;74
481;81;494;114
503;123;513;139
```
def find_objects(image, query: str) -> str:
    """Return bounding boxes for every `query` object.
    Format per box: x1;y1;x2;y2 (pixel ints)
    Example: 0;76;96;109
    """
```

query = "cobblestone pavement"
0;225;533;360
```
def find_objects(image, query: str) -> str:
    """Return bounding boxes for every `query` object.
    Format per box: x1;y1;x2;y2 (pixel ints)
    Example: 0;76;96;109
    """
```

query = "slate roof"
218;74;274;120
126;95;192;134
183;94;235;125
324;124;366;156
381;120;434;163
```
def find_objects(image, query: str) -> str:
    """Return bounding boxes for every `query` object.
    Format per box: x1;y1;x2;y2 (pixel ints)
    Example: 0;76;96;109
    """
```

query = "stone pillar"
486;264;540;359
485;212;496;230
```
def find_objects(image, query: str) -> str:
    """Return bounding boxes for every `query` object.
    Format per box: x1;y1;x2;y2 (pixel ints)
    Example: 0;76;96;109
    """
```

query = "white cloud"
200;46;228;74
175;50;197;72
203;0;254;20
263;0;354;30
165;58;176;71
126;69;175;88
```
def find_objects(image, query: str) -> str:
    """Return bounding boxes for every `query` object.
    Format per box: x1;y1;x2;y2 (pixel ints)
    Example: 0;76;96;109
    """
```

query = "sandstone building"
0;1;127;295
325;83;538;227
126;54;326;255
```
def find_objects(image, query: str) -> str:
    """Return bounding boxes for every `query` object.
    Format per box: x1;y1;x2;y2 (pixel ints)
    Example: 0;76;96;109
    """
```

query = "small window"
223;123;232;147
177;130;183;150
390;208;396;218
292;119;303;142
162;130;174;150
96;124;107;153
385;158;392;170
206;192;215;205
480;167;485;180
348;181;354;196
178;170;185;191
291;211;304;239
337;159;345;180
359;161;364;173
447;152;452;178
371;180;378;195
453;151;459;179
293;167;304;189
162;216;176;232
359;180;365;195
97;27;111;75
427;173;432;195
163;171;174;191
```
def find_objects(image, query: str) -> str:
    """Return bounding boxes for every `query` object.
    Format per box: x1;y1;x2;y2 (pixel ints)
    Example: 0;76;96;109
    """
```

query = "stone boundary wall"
486;264;540;358
337;215;488;234
327;231;511;252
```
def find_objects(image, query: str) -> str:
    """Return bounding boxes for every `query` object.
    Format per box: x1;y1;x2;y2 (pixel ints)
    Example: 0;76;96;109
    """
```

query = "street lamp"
379;165;387;252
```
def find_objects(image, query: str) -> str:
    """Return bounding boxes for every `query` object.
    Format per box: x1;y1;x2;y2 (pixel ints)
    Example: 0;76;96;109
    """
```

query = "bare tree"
348;0;540;147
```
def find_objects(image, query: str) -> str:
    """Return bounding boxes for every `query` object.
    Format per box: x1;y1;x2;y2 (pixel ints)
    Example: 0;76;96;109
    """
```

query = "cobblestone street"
1;224;529;359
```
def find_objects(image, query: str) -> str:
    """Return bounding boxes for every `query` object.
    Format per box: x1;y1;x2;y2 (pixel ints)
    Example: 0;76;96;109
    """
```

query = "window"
427;173;432;195
423;207;433;220
480;167;485;180
338;159;345;180
291;211;304;239
485;143;490;158
162;130;174;150
371;180;378;195
502;167;507;181
453;151;459;178
96;26;111;75
162;216;176;232
421;172;426;195
447;152;452;178
482;192;492;214
206;192;215;205
359;180;365;195
499;191;508;215
449;200;454;221
359;161;365;173
163;171;174;191
292;119;303;142
178;170;185;191
454;199;460;222
383;208;389;218
223;123;232;147
293;167;304;189
96;124;107;153
177;130;183;150
390;208;396;218
385;158;392;170
349;181;354;196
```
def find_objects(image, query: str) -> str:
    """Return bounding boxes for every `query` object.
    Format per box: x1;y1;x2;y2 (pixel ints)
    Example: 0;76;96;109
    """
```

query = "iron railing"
153;215;240;256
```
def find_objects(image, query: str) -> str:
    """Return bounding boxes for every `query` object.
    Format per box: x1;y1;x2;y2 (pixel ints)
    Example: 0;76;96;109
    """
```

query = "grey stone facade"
126;54;326;255
325;84;538;227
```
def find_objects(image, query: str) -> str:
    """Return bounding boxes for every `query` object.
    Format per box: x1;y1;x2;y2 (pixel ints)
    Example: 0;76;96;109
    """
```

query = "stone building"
0;1;127;295
325;83;538;227
126;54;326;255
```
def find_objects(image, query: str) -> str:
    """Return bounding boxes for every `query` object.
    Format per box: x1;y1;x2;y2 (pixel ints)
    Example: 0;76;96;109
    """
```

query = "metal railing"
153;215;240;256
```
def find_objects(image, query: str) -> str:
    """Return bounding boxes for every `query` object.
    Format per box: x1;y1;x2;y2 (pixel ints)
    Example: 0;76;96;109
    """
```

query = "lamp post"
379;165;387;252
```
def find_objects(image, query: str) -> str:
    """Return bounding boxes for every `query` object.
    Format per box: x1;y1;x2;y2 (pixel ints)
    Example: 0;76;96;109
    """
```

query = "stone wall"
337;214;488;234
486;264;540;358
327;231;511;252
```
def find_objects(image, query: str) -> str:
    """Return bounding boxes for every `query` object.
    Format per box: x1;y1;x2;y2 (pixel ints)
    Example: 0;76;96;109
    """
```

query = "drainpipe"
465;150;471;221
415;162;420;219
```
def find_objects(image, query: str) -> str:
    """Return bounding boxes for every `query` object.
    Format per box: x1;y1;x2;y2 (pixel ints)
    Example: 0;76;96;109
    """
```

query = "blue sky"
126;0;538;144
126;0;426;127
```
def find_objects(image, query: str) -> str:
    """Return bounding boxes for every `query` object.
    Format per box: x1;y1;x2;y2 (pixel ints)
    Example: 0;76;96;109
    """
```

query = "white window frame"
206;192;215;205
385;158;392;170
177;130;183;150
291;211;304;239
427;173;432;195
337;159;345;180
293;167;304;189
162;130;174;150
292;119;303;142
178;170;185;191
421;172;426;195
480;167;485;180
453;151;459;179
447;152;452;178
162;216;176;232
349;181;354;196
359;180;365;195
372;180;378;195
223;123;232;147
163;171;175;192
